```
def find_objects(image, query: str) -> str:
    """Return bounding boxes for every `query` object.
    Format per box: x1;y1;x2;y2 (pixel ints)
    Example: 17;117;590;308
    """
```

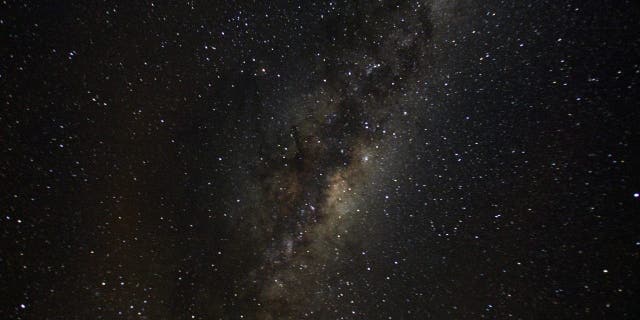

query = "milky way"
3;0;639;319
229;3;439;317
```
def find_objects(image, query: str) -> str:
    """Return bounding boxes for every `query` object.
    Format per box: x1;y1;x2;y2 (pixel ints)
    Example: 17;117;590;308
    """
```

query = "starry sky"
2;1;639;319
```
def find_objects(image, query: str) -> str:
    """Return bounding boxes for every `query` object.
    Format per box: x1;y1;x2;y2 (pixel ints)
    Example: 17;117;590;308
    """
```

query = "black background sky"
2;1;639;319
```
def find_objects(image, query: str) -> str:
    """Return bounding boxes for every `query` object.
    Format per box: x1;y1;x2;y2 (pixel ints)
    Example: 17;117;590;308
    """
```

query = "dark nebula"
2;1;639;319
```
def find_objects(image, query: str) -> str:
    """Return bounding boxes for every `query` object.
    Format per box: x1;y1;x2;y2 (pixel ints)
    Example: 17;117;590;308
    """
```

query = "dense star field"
2;1;639;319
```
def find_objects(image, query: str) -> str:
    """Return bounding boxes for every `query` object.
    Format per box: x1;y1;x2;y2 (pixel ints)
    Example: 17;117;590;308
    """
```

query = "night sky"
2;1;640;319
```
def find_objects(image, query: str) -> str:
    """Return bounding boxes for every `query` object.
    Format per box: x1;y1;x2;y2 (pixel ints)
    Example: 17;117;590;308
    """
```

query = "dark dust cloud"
2;1;639;319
